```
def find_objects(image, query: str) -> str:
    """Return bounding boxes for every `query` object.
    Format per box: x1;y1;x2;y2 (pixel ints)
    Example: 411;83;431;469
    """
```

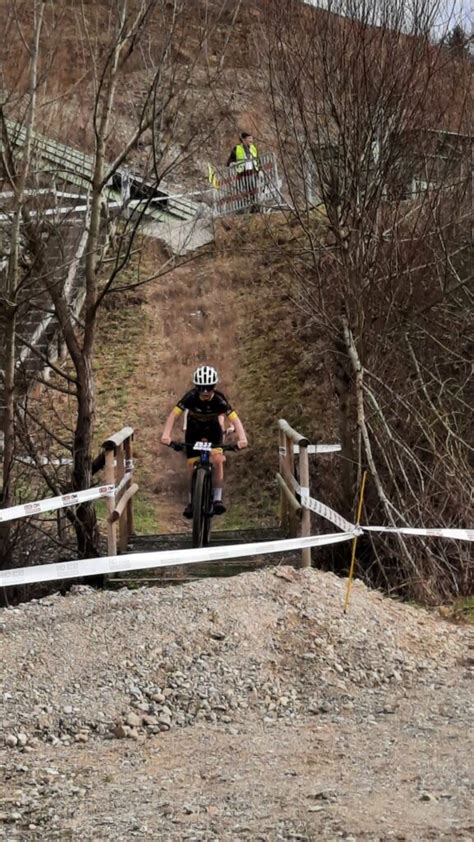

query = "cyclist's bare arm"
227;411;248;449
161;406;182;446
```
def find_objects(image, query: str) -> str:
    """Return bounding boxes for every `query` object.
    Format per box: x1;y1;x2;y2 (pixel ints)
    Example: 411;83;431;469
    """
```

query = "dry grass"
25;215;337;539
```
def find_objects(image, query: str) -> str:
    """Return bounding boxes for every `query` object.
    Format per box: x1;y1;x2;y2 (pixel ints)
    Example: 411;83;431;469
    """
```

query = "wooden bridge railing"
97;426;137;555
277;419;311;568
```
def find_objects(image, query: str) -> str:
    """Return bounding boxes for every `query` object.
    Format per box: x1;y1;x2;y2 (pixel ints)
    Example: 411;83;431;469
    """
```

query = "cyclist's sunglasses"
196;384;215;392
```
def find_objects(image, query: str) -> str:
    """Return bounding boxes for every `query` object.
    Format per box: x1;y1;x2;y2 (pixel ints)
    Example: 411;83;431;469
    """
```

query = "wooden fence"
94;426;137;555
277;418;311;568
277;419;342;568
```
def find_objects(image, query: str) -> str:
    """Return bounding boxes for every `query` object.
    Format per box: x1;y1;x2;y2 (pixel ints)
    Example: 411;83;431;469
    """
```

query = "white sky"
304;0;472;35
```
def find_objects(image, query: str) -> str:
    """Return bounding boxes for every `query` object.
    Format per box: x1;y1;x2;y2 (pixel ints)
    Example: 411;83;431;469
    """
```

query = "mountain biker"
161;365;248;518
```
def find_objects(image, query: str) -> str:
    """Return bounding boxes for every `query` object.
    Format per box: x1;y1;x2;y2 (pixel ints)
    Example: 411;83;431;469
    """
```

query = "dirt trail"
94;244;259;535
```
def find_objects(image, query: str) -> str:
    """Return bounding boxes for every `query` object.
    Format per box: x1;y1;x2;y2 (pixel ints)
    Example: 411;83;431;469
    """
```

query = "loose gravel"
1;566;473;840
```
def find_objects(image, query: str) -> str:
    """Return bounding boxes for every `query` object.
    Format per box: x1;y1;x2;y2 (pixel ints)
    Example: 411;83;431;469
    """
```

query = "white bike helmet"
193;365;219;387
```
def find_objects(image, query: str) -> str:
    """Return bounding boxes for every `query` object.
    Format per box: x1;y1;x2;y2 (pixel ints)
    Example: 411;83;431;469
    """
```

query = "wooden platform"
109;527;300;587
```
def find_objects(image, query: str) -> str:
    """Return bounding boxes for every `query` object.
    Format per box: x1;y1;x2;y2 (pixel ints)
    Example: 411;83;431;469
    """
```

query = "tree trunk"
0;308;17;565
72;357;99;557
333;332;355;510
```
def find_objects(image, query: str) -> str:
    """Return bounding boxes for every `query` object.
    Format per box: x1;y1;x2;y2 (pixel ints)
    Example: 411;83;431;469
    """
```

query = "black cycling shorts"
185;421;223;460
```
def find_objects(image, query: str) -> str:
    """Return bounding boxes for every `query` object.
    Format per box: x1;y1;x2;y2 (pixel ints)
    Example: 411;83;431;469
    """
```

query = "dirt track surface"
1;567;473;840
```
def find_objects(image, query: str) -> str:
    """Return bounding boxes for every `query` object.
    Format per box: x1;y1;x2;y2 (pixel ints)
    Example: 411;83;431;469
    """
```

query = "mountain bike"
168;440;238;548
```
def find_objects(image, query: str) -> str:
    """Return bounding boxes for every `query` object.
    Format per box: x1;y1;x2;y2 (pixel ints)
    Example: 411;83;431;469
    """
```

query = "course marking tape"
284;474;356;534
277;473;471;542
115;472;133;497
300;494;356;534
0;531;355;588
293;444;341;454
362;525;474;542
0;485;115;524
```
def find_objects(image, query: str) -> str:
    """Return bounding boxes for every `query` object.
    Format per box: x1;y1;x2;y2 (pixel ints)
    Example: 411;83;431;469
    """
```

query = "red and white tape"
362;525;473;542
0;531;354;588
298;488;472;542
293;444;341;454
300;494;356;534
0;485;115;524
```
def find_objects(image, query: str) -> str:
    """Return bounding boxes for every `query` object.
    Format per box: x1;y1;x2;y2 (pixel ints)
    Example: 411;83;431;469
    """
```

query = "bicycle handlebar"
167;441;239;453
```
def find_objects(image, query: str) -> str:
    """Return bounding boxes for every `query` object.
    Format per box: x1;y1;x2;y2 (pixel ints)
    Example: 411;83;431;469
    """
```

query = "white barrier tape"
0;485;115;524
300;495;357;534
0;532;355;588
115;472;132;497
362;525;474;542
293;444;341;454
15;455;73;467
280;475;355;534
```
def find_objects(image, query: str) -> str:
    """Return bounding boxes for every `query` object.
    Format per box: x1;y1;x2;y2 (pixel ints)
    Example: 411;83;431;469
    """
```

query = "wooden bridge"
82;419;340;587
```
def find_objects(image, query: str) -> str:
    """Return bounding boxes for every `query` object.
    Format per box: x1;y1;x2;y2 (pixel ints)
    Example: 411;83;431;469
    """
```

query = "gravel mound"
1;566;470;751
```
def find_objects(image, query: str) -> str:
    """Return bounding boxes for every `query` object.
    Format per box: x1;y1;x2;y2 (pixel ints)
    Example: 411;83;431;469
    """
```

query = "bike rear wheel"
192;468;212;548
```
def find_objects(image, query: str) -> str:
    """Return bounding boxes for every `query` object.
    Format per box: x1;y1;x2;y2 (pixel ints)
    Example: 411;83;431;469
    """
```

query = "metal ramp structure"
0;120;214;435
3;118;201;225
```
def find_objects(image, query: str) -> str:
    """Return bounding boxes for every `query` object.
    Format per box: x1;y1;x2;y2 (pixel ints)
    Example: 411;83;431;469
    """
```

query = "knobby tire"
192;468;212;548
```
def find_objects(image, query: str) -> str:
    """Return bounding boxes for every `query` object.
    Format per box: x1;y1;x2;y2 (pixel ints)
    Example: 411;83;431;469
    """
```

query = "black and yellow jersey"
173;389;238;424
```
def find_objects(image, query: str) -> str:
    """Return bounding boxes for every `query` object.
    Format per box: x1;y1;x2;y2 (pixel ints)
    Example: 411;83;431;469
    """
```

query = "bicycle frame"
168;440;237;548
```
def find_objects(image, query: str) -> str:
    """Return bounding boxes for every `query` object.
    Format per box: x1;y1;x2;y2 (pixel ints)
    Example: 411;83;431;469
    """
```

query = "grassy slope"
91;215;340;535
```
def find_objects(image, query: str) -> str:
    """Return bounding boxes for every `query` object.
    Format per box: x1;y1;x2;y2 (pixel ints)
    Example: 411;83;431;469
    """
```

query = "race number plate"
193;441;212;451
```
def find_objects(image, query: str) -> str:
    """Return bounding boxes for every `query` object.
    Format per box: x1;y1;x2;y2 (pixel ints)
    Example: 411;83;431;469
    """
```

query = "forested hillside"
1;4;473;841
0;0;472;603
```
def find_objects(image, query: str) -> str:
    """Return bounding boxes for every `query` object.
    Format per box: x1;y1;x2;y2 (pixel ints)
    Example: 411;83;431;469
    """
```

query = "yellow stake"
343;470;367;614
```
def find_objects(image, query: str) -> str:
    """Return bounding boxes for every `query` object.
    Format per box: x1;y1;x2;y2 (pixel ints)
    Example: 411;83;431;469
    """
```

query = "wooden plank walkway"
110;527;300;586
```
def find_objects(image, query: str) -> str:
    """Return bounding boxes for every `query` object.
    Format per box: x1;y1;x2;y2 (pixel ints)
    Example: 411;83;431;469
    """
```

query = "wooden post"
276;473;302;532
298;442;311;568
285;434;298;536
115;443;128;553
278;427;288;532
104;449;117;555
116;442;125;484
124;435;135;539
284;433;294;484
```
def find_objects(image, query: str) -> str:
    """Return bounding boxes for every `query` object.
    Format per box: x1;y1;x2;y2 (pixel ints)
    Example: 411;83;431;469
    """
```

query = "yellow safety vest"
234;143;259;173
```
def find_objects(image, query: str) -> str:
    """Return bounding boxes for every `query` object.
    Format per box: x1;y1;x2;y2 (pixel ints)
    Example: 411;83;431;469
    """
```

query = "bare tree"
1;0;239;564
261;0;472;601
0;0;45;561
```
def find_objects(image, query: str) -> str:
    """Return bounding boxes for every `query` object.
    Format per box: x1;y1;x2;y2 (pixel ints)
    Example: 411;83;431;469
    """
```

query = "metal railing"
211;152;282;217
3;119;200;222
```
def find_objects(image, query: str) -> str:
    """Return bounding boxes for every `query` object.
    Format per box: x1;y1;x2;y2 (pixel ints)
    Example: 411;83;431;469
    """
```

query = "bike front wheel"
192;468;212;548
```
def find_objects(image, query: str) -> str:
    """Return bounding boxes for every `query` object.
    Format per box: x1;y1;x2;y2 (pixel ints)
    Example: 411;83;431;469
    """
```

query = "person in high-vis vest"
227;131;260;172
227;131;261;211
